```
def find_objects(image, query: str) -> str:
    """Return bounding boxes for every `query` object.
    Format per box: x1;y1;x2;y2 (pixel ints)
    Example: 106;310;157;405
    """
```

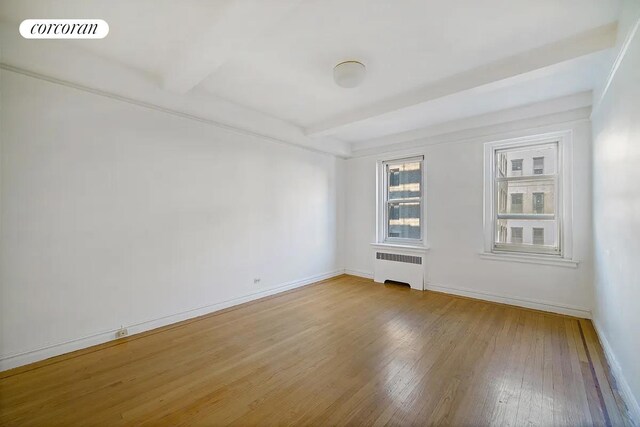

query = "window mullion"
495;174;556;183
387;198;421;204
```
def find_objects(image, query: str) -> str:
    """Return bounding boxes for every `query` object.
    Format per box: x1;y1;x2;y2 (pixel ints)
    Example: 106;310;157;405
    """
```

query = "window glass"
387;202;421;239
383;157;423;242
494;142;559;254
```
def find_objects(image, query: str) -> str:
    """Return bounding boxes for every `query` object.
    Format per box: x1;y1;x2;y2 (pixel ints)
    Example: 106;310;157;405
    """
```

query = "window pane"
497;220;557;248
387;202;420;239
496;144;557;178
493;141;560;255
497;179;555;215
388;161;421;199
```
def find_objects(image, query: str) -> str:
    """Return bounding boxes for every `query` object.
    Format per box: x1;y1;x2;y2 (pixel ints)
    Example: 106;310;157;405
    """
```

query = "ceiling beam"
350;91;594;153
305;23;617;138
162;0;300;94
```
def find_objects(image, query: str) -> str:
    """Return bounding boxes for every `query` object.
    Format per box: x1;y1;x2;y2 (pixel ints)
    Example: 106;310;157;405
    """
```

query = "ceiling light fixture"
333;61;366;88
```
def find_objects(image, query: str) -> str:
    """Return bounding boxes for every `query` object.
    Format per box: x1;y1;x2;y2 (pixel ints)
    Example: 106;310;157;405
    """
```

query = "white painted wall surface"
591;0;640;419
0;70;343;369
345;117;594;316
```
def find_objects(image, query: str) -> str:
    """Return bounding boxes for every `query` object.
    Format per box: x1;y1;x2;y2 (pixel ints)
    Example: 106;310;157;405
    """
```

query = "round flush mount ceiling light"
333;61;366;88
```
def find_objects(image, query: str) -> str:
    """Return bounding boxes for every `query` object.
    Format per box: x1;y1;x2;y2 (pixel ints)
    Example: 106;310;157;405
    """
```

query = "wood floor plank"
578;319;631;427
0;276;626;426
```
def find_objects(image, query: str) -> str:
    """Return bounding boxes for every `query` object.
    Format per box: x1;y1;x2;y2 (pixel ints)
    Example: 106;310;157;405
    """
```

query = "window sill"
371;242;430;253
479;252;579;268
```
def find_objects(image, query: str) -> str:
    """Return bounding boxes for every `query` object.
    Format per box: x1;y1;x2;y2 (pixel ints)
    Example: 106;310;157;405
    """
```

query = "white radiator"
371;244;426;290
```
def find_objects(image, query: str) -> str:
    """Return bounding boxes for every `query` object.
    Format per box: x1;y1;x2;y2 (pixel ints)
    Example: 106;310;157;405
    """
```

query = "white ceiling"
199;0;618;125
327;50;612;143
0;0;622;155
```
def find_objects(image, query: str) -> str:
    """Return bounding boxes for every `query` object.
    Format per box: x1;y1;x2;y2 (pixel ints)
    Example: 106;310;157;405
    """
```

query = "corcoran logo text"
20;19;109;39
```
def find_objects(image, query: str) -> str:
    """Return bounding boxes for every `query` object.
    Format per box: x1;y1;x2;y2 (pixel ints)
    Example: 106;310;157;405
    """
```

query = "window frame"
376;154;426;247
533;156;544;174
483;131;574;261
494;141;560;255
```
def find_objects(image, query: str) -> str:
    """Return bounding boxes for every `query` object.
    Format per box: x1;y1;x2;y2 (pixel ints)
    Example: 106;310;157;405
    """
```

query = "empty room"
1;0;639;425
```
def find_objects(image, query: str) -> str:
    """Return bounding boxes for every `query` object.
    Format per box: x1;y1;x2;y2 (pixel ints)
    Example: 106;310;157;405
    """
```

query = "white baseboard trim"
343;270;591;318
343;268;374;279
0;270;343;372
592;319;640;425
425;282;592;318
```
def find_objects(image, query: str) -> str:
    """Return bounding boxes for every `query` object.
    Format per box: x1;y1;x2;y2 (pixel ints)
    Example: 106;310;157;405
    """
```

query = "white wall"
591;0;640;418
0;70;344;370
345;116;594;316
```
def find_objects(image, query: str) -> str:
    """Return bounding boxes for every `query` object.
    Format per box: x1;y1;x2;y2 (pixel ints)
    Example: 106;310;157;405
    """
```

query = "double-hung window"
533;157;544;174
484;133;569;257
379;156;424;244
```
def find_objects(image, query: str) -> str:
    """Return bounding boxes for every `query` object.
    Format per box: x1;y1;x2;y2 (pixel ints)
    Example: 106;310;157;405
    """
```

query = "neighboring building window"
511;159;523;172
533;192;544;214
533;156;544;174
380;156;424;243
511;193;523;213
488;139;560;255
533;228;544;245
511;227;523;244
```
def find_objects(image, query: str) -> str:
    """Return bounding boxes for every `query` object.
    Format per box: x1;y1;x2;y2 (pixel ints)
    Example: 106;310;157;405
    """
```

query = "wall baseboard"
592;319;640;425
424;282;592;318
0;270;343;372
343;268;374;279
343;270;591;318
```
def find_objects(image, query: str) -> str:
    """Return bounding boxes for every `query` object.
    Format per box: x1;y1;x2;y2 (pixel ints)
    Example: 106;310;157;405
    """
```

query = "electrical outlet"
254;278;261;285
115;327;128;339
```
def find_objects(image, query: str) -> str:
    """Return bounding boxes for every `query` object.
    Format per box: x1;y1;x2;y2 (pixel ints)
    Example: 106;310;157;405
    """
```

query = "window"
533;228;544;245
511;227;523;244
379;156;424;243
533;156;544;174
511;193;523;213
486;138;561;256
511;159;523;172
532;192;544;214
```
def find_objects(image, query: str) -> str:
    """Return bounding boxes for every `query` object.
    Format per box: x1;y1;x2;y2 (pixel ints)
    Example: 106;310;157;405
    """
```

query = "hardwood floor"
0;275;631;426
